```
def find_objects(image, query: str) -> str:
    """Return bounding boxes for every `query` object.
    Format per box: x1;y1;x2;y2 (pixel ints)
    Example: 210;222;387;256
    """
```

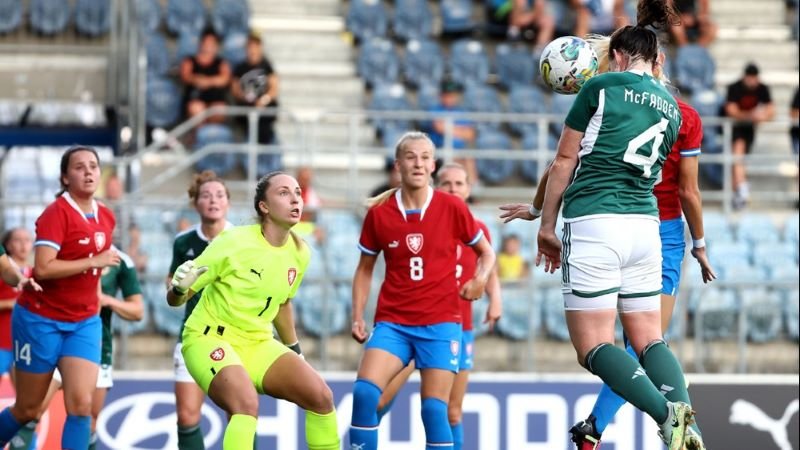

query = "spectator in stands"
103;172;123;202
496;234;530;281
177;216;192;233
586;0;630;36
180;28;231;122
791;87;799;155
551;0;591;40
670;0;717;47
486;0;555;50
369;158;402;198
724;63;775;209
428;78;479;187
231;32;280;145
126;224;148;275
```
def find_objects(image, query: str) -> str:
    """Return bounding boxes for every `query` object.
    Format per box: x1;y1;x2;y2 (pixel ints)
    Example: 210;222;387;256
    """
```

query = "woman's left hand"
18;277;42;292
536;229;562;273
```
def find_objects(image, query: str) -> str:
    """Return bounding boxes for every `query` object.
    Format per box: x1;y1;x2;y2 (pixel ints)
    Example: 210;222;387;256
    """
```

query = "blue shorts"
0;349;12;375
12;304;101;374
660;218;686;297
459;330;474;371
366;322;462;373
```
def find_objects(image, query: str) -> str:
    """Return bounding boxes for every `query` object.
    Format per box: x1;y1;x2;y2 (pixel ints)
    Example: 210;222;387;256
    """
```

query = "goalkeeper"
166;172;340;450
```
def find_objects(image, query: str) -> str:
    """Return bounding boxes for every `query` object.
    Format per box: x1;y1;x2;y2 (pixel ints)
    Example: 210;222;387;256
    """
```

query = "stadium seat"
707;241;751;268
549;93;575;139
148;281;183;336
0;0;23;34
317;209;361;236
495;43;536;90
496;285;539;340
462;83;503;133
737;214;781;245
741;288;783;343
542;288;570;341
508;84;546;136
674;45;716;95
145;76;182;128
702;211;734;243
393;0;433;42
471;297;491;337
690;90;724;186
324;231;361;281
135;0;162;33
75;0;111;37
357;38;400;88
297;283;348;337
379;125;407;149
475;128;515;185
767;262;799;283
0;100;28;127
784;214;799;243
785;290;799;341
166;0;206;36
752;242;796;269
415;81;440;111
448;40;490;86
222;31;248;68
346;0;388;42
368;83;412;136
402;40;445;89
211;0;249;37
30;0;72;35
694;287;738;340
174;30;200;67
145;33;172;76
718;262;766;285
520;128;557;184
440;0;475;35
193;124;238;177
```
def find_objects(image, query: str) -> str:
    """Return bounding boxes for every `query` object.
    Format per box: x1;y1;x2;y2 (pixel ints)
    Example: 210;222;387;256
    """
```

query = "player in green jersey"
167;172;340;450
12;247;142;450
168;170;232;450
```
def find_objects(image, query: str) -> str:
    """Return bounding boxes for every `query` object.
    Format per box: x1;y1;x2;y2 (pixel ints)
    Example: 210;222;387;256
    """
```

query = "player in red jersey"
374;163;502;450
0;146;120;450
0;228;34;388
349;132;496;450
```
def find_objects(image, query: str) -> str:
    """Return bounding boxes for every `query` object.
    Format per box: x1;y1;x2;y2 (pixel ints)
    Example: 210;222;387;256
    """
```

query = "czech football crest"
406;233;423;254
450;340;460;356
94;232;106;251
288;268;297;286
209;348;225;361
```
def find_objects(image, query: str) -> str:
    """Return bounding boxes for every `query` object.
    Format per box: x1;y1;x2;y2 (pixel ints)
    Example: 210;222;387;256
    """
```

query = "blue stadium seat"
471;298;491;337
145;33;172;76
702;211;734;242
317;209;361;235
222;30;248;68
741;288;783;343
496;285;539;340
767;262;799;283
441;0;475;35
346;0;388;42
673;44;716;95
520;128;557;184
402;40;444;89
30;0;72;35
75;0;111;37
690;90;724;185
495;43;536;89
718;262;766;284
463;83;503;133
380;125;407;149
297;283;348;337
174;31;200;67
0;0;23;34
549;93;575;139
136;0;162;33
542;288;570;341
368;83;412;135
785;214;799;243
148;281;183;336
145;76;182;128
508;84;546;136
752;242;796;269
707;241;750;268
166;0;206;36
448;40;490;86
737;214;781;245
694;287;738;340
475;128;515;185
357;38;400;88
785;290;799;341
194;124;238;176
324;230;361;281
393;0;433;41
211;0;249;37
415;81;440;111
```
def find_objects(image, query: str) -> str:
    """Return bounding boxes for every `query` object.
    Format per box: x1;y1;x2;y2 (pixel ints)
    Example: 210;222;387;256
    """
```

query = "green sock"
88;431;97;450
9;420;37;450
224;414;257;450
305;409;341;450
178;423;206;450
587;344;669;424
641;340;702;436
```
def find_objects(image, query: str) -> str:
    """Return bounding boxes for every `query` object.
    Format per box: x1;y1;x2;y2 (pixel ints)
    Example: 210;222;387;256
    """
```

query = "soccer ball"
538;36;599;95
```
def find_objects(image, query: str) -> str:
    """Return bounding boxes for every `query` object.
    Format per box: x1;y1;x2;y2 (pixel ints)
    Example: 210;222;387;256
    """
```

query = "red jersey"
18;193;116;322
0;265;31;350
457;218;491;331
654;99;703;221
359;188;482;326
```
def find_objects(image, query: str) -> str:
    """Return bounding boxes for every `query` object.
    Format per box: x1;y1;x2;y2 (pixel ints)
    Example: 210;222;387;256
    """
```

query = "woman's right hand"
92;248;121;269
498;203;540;223
351;318;368;344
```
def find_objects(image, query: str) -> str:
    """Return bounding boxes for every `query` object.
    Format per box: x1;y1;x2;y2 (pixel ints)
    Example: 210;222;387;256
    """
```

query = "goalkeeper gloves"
171;260;208;295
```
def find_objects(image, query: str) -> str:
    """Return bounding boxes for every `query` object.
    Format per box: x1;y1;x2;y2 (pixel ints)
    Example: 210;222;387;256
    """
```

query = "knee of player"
12;404;42;423
228;393;260;417
63;392;94;416
447;404;463;424
176;404;202;426
305;382;335;414
579;342;615;372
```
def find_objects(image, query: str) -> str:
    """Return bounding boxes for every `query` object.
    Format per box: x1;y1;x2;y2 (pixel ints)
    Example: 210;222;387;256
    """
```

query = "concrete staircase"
250;1;385;204
709;0;799;206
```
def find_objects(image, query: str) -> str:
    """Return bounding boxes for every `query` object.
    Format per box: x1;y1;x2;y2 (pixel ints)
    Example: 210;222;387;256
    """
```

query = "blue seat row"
137;0;249;38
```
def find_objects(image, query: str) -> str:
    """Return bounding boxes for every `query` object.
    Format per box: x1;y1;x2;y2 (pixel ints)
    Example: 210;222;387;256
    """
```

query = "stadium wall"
3;372;795;450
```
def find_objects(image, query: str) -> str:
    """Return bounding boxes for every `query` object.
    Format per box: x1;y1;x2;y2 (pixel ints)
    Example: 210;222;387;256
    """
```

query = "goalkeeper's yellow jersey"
185;224;310;341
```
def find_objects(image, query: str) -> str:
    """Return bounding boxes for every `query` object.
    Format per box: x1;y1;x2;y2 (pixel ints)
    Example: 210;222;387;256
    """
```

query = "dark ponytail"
609;0;680;67
56;145;100;197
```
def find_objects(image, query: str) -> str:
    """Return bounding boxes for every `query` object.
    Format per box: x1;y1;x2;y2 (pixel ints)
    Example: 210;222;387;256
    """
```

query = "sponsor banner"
3;373;797;450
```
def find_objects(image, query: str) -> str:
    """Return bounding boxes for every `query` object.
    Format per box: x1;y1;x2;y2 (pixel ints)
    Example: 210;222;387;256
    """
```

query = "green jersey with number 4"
562;70;681;220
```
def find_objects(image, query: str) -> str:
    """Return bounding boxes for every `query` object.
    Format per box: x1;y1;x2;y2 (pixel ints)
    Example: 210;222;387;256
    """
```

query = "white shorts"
561;216;662;312
53;364;113;389
174;342;195;383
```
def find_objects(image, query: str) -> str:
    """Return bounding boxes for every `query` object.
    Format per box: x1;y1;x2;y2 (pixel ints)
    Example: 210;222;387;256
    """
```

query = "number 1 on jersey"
258;296;273;316
410;256;424;281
